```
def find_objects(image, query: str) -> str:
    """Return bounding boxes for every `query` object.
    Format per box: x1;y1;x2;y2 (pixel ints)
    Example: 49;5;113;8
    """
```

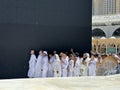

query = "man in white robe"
52;54;61;77
88;54;98;76
34;50;43;78
61;53;68;77
48;54;54;77
85;53;91;76
28;50;37;78
42;51;49;78
85;53;90;67
73;54;81;77
68;54;74;77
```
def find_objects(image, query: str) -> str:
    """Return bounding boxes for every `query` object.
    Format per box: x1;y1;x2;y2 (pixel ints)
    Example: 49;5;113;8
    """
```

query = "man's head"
53;51;57;55
83;53;87;58
30;50;35;54
91;54;95;60
60;52;64;57
39;50;43;55
49;54;53;58
98;54;102;60
43;51;48;56
62;53;67;60
69;54;73;60
70;48;74;52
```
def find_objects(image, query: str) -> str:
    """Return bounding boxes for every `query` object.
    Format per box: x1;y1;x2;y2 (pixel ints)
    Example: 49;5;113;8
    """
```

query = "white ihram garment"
52;54;61;77
88;59;98;76
28;54;37;78
80;57;90;76
34;54;43;78
74;57;81;77
68;60;74;77
48;56;54;77
61;57;68;77
42;56;48;78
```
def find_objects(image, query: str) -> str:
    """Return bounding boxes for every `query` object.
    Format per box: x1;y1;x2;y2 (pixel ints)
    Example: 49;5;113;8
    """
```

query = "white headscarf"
54;54;60;62
43;51;48;55
85;53;90;67
86;53;90;58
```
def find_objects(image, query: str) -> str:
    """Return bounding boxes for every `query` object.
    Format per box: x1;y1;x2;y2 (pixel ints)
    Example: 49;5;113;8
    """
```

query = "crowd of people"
27;49;120;78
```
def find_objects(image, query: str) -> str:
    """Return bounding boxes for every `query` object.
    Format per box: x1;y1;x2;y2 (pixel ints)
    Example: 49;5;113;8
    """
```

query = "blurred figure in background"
68;54;74;77
70;48;75;56
34;50;43;78
88;54;98;76
80;53;90;76
97;54;102;64
53;50;57;55
48;53;54;77
73;52;81;77
52;54;61;77
61;53;69;77
42;51;49;78
96;54;104;76
28;50;37;78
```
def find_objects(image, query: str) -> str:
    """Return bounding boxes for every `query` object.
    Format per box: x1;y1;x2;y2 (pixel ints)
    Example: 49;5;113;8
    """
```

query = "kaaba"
0;0;91;79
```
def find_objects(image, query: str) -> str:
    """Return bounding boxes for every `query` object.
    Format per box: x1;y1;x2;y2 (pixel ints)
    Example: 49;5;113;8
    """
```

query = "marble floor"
0;75;120;90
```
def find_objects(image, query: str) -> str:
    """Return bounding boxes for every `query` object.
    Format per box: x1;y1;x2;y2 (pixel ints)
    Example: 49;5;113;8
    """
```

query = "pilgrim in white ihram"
52;54;61;77
42;51;49;78
28;50;37;78
34;50;43;78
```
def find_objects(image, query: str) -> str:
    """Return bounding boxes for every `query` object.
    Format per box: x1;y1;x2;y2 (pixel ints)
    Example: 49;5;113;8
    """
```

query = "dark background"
0;0;91;79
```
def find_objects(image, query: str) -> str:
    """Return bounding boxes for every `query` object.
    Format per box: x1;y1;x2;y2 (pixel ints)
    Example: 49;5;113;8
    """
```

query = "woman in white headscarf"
28;50;37;78
80;53;90;76
68;54;74;77
85;53;90;67
52;54;61;77
42;51;49;78
34;50;43;78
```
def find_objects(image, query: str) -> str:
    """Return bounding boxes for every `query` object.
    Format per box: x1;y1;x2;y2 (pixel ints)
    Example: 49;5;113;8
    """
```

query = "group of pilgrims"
28;49;120;78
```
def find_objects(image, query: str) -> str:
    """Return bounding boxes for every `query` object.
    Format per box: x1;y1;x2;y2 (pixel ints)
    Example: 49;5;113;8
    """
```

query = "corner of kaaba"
0;0;91;79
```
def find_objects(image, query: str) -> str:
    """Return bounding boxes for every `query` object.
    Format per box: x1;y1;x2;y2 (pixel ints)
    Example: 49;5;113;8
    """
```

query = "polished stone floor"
0;75;120;90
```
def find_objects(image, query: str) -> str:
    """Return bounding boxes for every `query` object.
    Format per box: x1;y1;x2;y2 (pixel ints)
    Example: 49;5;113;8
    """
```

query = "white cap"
86;53;90;58
43;51;48;55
